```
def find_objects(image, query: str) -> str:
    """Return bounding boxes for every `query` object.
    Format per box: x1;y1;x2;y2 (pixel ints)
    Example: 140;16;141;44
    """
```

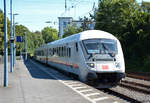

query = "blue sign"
16;36;23;42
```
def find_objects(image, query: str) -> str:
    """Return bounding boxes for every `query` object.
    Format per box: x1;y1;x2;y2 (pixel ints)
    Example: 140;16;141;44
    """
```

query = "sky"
0;0;149;32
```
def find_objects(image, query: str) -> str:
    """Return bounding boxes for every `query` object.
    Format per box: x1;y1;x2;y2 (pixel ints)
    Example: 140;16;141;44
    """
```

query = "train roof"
36;30;118;50
48;30;117;45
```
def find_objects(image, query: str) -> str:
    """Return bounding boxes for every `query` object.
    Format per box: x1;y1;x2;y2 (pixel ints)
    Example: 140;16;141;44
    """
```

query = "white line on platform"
113;102;118;103
64;82;80;85
69;84;83;86
85;93;100;97
79;89;93;93
93;97;109;102
74;86;87;89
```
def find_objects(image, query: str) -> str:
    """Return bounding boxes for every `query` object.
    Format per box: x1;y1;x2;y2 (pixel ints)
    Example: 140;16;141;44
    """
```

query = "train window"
64;46;66;57
75;42;78;52
69;48;71;57
83;39;117;54
56;48;57;54
62;47;63;57
49;48;52;56
61;47;63;57
58;47;60;56
41;51;43;56
56;47;58;55
66;48;68;57
49;49;50;55
42;51;44;56
53;48;54;55
60;47;62;57
54;48;55;54
67;48;69;57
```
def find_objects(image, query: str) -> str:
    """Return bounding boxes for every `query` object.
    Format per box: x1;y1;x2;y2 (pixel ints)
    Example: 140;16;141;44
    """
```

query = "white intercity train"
34;30;125;88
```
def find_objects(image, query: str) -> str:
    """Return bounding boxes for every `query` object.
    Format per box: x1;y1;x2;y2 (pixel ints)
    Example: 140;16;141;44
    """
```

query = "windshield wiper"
88;53;95;60
102;43;115;57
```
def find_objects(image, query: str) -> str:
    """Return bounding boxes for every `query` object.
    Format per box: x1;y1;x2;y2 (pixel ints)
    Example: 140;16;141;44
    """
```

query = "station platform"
0;59;91;103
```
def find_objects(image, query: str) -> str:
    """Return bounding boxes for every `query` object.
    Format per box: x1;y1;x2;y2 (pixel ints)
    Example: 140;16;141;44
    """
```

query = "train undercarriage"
87;72;125;88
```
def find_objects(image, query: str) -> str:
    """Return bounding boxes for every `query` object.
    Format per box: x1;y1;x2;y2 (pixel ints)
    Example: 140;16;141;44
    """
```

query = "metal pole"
13;14;16;66
4;0;8;87
65;0;67;12
10;0;14;72
25;32;27;60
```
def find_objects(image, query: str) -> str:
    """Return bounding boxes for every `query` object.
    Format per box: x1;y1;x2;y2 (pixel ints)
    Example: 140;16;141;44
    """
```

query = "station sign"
16;36;23;42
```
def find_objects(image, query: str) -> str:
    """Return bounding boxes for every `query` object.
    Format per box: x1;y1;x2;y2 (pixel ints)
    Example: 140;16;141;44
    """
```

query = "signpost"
16;36;23;60
25;32;27;61
16;36;23;42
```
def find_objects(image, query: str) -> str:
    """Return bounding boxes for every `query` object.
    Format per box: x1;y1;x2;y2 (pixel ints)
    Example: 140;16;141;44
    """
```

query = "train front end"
82;37;125;88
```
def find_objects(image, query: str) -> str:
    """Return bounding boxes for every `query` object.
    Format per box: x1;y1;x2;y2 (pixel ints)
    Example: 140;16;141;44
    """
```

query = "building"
58;17;95;37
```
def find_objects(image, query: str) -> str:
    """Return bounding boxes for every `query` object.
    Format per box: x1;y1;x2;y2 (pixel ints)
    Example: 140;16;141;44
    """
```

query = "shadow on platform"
23;59;56;80
23;59;73;81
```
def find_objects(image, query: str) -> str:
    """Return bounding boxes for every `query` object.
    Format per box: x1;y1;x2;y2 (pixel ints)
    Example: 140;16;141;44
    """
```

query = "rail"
126;72;150;81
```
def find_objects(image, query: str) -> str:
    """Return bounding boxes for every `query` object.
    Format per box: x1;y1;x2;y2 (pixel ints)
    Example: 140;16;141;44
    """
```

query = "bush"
143;56;150;72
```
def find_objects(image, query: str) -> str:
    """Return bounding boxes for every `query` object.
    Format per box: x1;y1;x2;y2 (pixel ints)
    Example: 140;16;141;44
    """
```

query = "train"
34;30;125;88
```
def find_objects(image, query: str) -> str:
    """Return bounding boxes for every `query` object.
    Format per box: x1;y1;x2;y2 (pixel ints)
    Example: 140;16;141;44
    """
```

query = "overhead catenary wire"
61;0;97;17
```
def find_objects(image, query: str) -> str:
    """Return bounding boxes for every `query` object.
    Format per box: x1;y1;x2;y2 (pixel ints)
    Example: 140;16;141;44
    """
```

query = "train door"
73;42;79;62
46;48;48;64
71;42;80;74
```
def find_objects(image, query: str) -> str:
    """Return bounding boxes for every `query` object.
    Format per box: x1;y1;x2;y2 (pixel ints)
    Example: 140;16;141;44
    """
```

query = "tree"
0;11;4;54
41;27;58;43
95;0;139;35
15;25;45;56
95;0;150;72
0;10;11;55
0;9;2;14
142;1;150;13
63;23;83;38
32;31;45;49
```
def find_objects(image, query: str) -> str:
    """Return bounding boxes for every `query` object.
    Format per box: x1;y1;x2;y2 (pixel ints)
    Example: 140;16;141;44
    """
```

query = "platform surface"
0;59;91;103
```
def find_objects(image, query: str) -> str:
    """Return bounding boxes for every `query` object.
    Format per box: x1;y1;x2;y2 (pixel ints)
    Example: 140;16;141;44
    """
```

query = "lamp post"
4;0;8;87
10;0;14;72
45;21;52;26
13;13;19;66
45;21;53;38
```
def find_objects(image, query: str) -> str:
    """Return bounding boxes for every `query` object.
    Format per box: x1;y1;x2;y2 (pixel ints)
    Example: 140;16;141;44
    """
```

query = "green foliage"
0;11;4;54
0;10;11;55
15;25;45;55
143;56;150;72
0;9;2;14
95;0;150;72
63;23;83;38
30;31;45;53
41;27;58;43
142;1;150;13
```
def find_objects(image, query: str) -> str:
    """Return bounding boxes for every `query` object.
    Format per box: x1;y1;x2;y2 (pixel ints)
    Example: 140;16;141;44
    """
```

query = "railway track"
120;80;150;94
99;72;150;103
126;72;150;81
100;89;141;103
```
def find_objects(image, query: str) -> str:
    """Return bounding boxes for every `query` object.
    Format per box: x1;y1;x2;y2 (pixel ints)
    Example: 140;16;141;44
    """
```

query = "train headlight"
87;63;95;68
